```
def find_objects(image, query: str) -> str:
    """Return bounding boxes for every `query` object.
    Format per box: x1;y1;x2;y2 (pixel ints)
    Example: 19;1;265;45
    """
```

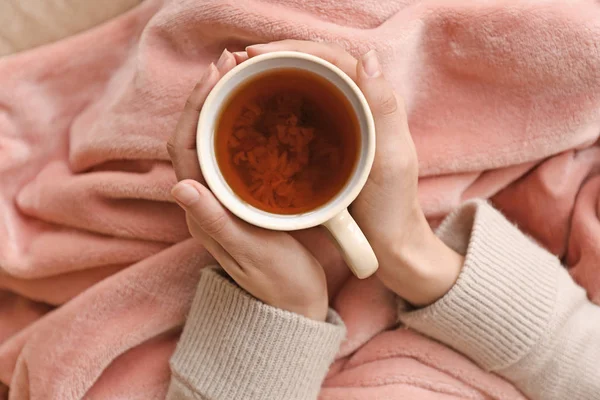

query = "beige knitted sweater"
166;201;600;400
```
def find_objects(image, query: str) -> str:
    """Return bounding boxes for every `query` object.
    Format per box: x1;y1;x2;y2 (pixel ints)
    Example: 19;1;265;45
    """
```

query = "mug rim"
197;51;376;231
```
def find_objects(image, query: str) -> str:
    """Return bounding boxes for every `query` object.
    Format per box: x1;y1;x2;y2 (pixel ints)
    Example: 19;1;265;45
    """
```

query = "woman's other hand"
247;41;464;306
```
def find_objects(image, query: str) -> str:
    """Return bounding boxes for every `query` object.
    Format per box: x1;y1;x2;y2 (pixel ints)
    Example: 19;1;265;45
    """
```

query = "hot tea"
215;68;360;215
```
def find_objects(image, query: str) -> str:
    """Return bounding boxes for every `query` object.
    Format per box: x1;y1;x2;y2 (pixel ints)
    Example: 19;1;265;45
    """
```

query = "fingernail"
246;44;266;52
362;50;381;78
232;51;248;62
216;49;230;69
172;182;200;206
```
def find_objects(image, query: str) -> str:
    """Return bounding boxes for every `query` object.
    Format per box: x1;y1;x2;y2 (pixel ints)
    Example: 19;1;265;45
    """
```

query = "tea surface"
215;68;360;214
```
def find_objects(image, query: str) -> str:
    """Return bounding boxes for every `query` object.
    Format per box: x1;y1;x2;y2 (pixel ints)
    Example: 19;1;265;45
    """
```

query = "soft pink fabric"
1;0;600;398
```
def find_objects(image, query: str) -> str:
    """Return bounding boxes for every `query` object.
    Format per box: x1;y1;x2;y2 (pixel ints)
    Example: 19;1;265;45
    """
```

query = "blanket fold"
1;0;599;398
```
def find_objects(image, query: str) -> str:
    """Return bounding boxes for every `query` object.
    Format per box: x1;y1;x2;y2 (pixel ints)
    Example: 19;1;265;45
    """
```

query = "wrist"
281;295;328;322
376;213;464;307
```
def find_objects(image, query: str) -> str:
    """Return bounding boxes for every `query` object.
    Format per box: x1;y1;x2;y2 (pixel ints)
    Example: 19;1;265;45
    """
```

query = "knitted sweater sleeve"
399;200;600;400
165;267;345;400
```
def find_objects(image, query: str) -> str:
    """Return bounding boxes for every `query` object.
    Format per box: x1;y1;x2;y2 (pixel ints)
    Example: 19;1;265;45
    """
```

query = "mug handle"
323;209;379;279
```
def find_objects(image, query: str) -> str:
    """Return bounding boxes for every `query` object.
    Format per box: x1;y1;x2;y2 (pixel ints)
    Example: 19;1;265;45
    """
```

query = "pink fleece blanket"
1;0;600;398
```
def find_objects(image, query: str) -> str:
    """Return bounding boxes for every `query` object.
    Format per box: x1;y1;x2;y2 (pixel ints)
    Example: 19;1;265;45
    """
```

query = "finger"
355;50;413;171
246;40;357;79
171;180;278;263
215;49;236;74
167;64;219;181
232;51;249;64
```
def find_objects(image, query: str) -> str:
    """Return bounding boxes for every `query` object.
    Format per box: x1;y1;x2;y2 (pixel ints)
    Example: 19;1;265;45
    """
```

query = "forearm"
167;267;345;400
399;201;600;400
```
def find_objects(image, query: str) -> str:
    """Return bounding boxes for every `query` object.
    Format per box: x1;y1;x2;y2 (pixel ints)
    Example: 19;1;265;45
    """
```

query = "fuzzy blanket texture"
1;0;600;399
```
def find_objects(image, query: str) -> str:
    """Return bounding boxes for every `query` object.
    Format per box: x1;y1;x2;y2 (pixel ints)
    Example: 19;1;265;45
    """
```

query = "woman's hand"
168;50;327;321
172;179;328;321
245;41;464;306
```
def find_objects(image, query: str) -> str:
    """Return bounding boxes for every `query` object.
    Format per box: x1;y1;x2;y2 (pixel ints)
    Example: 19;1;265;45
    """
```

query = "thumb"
356;50;411;148
355;50;417;178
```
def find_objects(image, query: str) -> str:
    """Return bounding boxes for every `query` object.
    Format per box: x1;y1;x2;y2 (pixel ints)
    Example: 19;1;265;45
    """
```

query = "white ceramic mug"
197;51;378;279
